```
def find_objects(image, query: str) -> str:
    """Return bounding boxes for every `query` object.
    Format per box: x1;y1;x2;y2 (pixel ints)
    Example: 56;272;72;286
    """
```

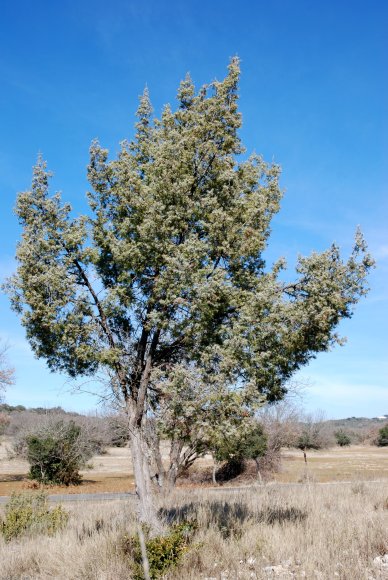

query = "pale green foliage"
212;423;267;464
155;364;262;470
5;59;373;482
122;521;197;579
1;492;68;542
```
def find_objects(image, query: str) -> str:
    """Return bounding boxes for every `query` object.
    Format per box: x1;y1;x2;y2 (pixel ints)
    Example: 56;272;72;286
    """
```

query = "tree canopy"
5;58;373;530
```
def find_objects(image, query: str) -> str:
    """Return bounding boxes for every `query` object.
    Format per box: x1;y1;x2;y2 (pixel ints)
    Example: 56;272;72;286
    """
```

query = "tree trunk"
164;439;183;493
129;422;164;536
254;458;263;484
144;418;165;490
126;330;164;536
212;459;218;485
137;522;151;580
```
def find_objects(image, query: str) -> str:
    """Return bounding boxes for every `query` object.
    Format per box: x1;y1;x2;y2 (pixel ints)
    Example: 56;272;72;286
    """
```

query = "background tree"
334;429;351;447
0;341;14;401
105;412;130;447
296;412;331;464
376;423;388;447
154;367;264;490
5;59;373;532
255;400;303;476
210;422;267;484
13;417;99;485
239;425;268;481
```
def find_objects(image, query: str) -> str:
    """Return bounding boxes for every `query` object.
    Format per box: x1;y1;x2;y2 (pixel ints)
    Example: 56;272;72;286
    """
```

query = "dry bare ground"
0;483;387;579
1;438;388;578
273;446;388;483
1;440;388;497
0;439;135;495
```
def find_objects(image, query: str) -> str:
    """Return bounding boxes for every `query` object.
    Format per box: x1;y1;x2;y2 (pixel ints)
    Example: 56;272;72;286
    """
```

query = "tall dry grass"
0;482;387;579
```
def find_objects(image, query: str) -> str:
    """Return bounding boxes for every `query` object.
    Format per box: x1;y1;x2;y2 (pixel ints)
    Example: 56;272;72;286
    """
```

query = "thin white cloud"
299;373;388;418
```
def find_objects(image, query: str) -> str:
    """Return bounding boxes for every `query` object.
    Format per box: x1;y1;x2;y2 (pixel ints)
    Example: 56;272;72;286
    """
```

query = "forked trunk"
144;418;165;490
164;439;183;493
129;423;164;536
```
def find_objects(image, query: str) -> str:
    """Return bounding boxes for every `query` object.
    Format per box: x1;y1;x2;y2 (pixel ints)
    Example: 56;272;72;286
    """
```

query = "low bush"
1;491;68;542
26;421;83;485
21;419;96;485
377;423;388;447
122;521;197;579
335;429;351;446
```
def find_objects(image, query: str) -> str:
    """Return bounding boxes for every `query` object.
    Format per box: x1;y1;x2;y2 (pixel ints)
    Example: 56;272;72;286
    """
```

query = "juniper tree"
5;59;373;532
334;429;351;447
151;365;264;491
377;424;388;447
209;420;267;485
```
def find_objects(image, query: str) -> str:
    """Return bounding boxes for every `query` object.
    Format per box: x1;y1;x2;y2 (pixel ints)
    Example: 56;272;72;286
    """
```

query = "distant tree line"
0;404;77;414
2;399;387;487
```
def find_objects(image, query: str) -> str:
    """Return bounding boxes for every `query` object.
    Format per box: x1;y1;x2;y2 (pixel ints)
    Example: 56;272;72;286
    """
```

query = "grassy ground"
273;446;388;483
1;440;388;578
1;441;388;496
0;442;135;495
0;483;387;579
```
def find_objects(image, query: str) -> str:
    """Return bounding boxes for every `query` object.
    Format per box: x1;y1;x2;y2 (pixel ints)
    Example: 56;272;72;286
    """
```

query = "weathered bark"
125;327;166;535
144;419;165;490
166;440;183;492
129;420;163;535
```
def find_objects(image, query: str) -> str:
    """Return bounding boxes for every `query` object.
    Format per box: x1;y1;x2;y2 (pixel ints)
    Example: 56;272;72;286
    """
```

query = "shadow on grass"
161;500;308;537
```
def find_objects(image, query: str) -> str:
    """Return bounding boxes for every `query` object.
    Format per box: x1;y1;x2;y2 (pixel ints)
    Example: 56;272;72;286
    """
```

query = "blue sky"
0;0;387;418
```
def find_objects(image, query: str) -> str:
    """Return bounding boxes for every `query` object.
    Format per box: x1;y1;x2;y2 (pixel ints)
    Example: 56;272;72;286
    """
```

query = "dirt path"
1;479;387;504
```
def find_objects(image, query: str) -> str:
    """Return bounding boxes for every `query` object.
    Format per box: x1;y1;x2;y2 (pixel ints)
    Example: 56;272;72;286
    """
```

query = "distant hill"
326;416;388;428
322;416;387;444
0;403;80;416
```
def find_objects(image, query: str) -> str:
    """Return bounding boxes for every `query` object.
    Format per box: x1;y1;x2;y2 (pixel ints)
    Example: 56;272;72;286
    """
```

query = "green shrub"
213;424;267;464
122;521;197;579
377;423;388;447
335;429;351;447
26;420;89;485
296;431;321;451
1;491;68;542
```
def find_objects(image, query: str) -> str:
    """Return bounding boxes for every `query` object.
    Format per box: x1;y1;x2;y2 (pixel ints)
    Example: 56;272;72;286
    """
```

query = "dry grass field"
0;483;387;579
1;440;388;496
273;446;388;483
1;439;388;578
